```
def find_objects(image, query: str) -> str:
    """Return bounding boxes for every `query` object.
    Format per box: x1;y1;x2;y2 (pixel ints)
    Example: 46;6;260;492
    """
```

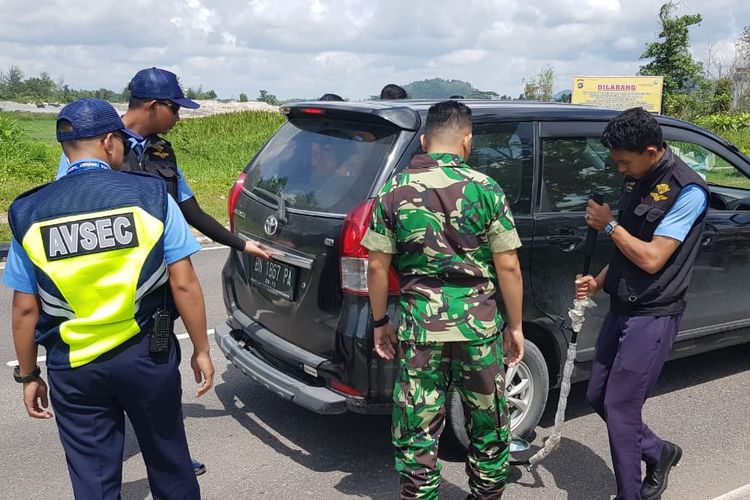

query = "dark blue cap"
128;67;200;109
56;98;142;143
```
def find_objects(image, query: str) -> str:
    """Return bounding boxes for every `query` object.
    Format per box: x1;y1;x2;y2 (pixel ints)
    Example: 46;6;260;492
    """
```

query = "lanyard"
66;159;111;175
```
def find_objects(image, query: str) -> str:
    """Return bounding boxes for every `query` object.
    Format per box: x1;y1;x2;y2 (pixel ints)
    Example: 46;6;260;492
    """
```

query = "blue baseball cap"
56;98;142;143
128;67;200;109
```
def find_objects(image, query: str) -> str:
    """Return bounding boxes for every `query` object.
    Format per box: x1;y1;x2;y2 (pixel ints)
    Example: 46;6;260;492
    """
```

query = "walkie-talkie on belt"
149;288;172;354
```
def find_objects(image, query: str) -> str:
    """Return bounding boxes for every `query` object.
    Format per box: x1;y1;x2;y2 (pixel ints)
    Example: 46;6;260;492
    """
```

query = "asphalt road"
1;246;749;499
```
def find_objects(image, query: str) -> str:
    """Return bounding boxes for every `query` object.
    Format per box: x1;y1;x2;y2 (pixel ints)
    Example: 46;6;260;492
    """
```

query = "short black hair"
380;84;407;100
128;97;149;110
601;107;664;153
424;100;472;139
319;93;344;101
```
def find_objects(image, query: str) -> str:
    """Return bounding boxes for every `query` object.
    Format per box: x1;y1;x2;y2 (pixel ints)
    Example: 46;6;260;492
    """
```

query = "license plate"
250;258;297;300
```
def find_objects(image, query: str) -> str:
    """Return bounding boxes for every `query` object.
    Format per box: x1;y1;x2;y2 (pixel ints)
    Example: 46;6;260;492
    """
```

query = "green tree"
23;71;56;101
257;89;280;106
735;26;750;111
0;65;25;98
639;1;704;96
520;66;554;101
239;93;248;102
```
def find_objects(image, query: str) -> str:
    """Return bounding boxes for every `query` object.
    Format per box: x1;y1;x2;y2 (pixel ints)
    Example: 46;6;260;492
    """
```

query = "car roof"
283;99;704;133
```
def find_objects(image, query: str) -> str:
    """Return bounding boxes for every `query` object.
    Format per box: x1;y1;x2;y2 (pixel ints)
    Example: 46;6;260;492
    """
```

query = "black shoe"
191;458;206;476
641;441;682;500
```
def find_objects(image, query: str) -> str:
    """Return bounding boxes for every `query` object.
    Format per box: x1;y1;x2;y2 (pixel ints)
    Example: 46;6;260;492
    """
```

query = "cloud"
0;0;747;99
428;49;489;67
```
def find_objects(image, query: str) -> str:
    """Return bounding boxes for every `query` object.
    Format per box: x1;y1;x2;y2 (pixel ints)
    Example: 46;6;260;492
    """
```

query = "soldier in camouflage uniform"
362;100;525;499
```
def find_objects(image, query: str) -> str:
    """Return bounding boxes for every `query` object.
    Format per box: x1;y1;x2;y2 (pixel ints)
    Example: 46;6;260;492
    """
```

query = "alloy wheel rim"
505;361;534;433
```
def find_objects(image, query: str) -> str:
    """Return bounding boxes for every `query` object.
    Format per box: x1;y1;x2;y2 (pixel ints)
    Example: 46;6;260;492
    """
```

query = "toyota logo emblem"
264;215;279;236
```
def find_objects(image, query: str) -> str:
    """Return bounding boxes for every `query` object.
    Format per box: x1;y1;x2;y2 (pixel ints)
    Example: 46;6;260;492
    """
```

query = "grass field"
0;109;748;243
0;110;285;242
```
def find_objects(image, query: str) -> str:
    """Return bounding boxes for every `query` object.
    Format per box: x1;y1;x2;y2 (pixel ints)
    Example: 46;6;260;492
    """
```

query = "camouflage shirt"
362;152;522;343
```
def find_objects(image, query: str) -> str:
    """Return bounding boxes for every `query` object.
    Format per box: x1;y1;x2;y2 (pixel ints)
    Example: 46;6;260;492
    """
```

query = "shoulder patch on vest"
40;213;139;261
151;144;170;160
649;183;670;202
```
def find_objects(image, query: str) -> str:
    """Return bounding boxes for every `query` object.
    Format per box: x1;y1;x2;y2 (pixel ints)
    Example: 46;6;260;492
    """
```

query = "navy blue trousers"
586;312;681;500
47;333;199;500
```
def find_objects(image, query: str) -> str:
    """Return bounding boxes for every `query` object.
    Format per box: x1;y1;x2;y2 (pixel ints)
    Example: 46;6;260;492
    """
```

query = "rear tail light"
340;199;399;295
300;107;326;115
228;172;247;233
330;379;364;397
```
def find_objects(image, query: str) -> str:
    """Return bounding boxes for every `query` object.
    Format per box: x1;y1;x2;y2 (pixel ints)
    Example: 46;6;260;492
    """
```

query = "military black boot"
641;441;682;500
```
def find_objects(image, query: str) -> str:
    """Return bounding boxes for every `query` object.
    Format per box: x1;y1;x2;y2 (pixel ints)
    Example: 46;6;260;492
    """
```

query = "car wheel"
445;339;549;450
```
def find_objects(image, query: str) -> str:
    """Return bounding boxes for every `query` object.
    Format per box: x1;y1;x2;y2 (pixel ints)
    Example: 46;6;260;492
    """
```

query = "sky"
0;0;747;100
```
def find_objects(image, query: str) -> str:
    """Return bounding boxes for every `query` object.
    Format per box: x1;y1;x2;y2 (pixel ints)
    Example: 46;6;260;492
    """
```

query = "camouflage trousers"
392;338;510;500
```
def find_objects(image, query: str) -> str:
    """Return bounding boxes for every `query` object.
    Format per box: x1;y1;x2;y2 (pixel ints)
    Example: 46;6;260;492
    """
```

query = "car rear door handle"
701;225;719;248
546;228;586;252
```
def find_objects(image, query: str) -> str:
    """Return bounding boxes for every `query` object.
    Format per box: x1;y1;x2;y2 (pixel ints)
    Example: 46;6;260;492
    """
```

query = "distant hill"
400;78;499;100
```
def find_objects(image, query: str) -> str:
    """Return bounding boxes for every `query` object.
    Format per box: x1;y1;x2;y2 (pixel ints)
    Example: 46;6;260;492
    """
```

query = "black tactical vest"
604;148;709;316
121;135;180;200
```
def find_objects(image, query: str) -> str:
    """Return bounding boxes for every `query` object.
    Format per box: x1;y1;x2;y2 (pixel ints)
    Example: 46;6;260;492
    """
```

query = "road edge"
712;484;750;500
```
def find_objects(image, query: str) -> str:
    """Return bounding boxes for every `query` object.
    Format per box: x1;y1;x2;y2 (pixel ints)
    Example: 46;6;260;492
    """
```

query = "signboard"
571;76;664;113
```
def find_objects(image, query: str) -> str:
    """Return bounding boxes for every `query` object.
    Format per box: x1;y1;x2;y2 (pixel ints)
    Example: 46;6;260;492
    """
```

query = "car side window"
540;137;623;212
669;140;750;192
470;122;533;214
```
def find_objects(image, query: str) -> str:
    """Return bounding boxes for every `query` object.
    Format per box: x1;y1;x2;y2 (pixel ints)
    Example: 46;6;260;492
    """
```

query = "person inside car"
379;84;407;100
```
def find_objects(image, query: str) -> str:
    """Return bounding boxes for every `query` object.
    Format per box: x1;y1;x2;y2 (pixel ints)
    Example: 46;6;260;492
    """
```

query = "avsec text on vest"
41;213;139;261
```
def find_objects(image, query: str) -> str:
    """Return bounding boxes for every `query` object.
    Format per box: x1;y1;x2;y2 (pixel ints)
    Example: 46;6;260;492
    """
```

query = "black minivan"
215;100;750;446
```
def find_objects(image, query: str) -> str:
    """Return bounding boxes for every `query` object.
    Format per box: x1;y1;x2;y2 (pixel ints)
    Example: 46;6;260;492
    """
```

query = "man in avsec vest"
55;67;274;476
576;107;709;500
3;98;214;500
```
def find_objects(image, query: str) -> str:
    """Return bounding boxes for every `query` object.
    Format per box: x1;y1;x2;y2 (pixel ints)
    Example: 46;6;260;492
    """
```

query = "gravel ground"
0;99;279;117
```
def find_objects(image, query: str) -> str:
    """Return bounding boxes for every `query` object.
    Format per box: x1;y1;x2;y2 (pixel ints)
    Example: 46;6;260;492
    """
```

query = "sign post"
571;76;664;113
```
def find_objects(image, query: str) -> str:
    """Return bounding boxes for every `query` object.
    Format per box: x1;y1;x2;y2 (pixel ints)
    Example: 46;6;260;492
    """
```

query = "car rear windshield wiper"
251;186;287;223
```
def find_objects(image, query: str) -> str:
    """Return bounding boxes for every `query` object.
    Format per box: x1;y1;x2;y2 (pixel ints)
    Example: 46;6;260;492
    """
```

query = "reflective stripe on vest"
21;206;165;368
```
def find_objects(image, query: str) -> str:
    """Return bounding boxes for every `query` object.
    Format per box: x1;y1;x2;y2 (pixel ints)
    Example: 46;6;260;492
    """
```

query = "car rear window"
244;118;400;214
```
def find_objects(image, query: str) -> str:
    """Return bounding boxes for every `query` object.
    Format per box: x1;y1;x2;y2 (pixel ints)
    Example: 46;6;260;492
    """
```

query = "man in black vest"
56;67;273;262
575;107;708;500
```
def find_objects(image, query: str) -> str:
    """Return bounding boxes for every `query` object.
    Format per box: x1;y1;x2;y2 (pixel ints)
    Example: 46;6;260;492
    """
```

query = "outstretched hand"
243;240;278;260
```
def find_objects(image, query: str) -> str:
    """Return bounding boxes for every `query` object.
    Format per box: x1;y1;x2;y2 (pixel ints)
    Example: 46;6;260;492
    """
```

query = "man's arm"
587;199;680;274
367;251;397;360
492;250;524;367
12;291;52;419
168;257;214;397
12;292;39;376
610;230;680;275
162;195;215;396
178;197;273;259
586;185;707;275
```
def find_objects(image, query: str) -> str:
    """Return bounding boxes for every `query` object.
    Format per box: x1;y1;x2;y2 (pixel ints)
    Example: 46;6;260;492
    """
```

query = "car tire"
445;339;549;450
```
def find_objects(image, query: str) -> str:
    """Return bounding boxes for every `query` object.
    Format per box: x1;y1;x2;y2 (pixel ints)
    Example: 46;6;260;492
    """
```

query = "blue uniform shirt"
4;161;200;294
56;140;195;203
653;184;708;242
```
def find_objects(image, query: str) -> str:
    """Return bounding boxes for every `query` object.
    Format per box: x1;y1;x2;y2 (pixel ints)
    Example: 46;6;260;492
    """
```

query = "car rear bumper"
214;321;347;414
